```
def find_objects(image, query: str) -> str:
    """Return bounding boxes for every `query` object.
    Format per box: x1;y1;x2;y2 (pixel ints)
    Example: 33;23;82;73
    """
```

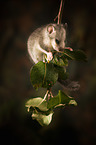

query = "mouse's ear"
47;24;55;34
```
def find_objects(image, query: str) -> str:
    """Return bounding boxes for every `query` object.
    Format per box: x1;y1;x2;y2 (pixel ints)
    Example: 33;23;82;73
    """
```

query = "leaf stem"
43;62;46;84
64;52;74;60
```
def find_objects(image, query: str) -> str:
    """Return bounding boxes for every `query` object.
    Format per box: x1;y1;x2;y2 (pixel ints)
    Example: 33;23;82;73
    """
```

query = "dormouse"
27;23;67;63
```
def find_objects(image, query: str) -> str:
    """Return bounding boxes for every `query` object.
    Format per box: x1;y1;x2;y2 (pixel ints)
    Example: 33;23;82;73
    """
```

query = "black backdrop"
0;0;96;145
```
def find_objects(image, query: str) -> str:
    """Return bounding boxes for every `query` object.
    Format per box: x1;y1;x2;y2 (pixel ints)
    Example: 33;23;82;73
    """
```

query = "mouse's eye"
55;39;60;45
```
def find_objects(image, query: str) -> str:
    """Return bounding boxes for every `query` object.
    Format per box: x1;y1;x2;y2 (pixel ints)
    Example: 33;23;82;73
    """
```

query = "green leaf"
63;49;87;62
47;90;77;109
32;110;53;126
69;100;77;106
54;65;68;81
52;53;68;66
25;97;48;111
30;61;58;89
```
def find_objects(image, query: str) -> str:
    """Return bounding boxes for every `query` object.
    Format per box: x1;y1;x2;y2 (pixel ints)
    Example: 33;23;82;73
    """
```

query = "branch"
54;0;65;24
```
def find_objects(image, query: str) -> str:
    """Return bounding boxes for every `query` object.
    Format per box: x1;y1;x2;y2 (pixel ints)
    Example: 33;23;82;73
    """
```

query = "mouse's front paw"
47;52;53;62
65;47;73;51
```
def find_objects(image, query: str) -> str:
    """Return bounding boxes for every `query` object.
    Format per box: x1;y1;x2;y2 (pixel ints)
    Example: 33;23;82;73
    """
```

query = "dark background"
0;0;96;145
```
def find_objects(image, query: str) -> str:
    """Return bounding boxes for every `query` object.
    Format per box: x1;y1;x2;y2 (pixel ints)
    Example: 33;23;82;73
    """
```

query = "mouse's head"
47;23;66;52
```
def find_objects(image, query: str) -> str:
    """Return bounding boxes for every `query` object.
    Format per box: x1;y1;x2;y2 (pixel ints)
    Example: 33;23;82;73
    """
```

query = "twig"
37;89;53;106
54;0;65;24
